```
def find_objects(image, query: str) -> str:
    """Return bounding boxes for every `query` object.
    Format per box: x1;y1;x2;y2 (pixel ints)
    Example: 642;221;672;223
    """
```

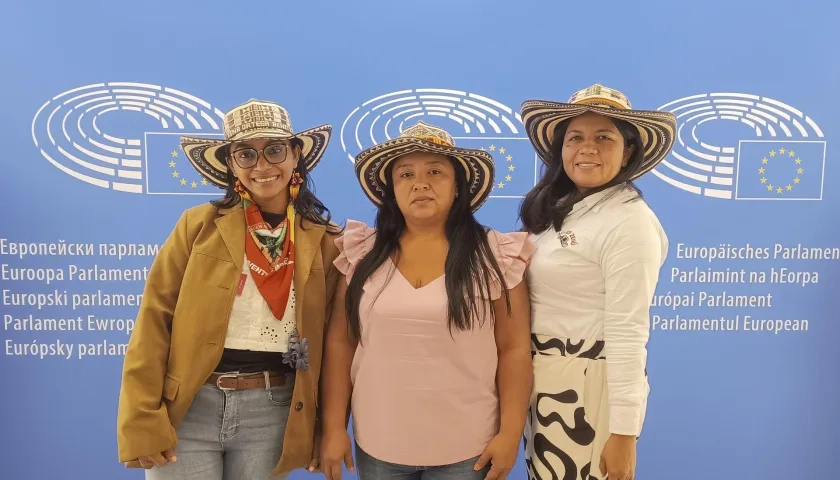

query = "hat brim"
179;124;332;189
354;137;495;213
520;100;676;180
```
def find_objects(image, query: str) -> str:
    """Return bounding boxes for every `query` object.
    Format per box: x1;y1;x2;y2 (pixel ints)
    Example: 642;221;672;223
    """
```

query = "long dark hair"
344;156;511;341
519;117;646;234
211;138;337;231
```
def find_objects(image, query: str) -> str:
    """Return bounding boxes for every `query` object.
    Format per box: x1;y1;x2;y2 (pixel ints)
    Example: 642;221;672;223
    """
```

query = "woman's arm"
493;280;533;436
319;276;358;480
117;210;193;465
320;276;357;434
600;213;667;436
474;281;533;478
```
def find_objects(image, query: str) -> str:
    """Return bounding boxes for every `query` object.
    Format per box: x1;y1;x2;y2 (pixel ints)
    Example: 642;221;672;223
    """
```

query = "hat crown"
567;84;632;110
223;99;295;140
398;121;456;147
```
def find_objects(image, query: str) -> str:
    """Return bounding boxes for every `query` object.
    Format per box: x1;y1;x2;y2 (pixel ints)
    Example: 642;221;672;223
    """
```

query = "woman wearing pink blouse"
318;121;533;480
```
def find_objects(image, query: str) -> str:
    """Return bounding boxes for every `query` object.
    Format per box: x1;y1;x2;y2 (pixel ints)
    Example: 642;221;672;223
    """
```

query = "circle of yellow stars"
480;144;515;189
758;148;803;195
169;149;208;188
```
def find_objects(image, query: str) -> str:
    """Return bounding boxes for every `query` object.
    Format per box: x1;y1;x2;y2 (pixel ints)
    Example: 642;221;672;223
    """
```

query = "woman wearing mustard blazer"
116;99;342;480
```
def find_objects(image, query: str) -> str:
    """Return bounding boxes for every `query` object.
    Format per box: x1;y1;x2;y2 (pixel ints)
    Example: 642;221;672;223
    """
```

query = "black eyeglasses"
229;143;290;169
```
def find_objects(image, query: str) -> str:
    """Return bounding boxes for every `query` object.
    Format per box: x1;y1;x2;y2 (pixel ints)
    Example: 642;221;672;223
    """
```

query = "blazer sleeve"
116;210;195;463
315;226;342;433
321;227;342;324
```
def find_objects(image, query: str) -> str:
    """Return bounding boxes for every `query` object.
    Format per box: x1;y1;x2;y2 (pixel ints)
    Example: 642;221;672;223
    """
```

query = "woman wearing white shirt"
518;84;676;480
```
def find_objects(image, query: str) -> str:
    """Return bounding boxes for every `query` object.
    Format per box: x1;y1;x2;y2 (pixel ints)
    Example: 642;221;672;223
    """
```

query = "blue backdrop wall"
2;1;838;478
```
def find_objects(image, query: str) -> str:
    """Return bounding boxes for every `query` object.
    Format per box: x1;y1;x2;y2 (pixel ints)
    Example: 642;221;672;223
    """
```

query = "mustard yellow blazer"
116;202;341;476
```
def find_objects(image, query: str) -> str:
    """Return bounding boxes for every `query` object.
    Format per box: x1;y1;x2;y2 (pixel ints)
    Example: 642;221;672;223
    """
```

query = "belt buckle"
215;373;239;391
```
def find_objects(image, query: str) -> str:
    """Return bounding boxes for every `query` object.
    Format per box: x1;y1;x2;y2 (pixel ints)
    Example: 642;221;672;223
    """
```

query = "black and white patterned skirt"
524;335;648;480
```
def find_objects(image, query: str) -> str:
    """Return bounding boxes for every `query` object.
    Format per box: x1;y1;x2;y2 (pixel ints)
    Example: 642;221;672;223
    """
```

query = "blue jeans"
355;443;491;480
145;372;294;480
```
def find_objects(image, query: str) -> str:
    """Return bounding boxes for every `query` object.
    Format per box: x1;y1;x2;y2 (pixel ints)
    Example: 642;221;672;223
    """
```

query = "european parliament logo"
650;92;827;201
31;82;225;195
340;88;540;199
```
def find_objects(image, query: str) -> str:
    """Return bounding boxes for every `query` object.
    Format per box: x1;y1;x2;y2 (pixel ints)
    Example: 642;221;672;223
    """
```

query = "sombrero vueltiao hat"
520;84;677;180
180;99;331;188
354;121;495;212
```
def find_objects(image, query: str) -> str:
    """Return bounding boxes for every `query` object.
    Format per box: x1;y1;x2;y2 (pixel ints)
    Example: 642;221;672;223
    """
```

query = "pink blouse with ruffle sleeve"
333;220;534;467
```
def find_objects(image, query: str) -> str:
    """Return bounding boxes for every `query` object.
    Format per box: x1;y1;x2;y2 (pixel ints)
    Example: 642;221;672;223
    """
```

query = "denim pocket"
267;385;293;406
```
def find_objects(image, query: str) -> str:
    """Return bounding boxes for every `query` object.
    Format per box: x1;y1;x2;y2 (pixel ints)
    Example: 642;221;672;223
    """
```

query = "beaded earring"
234;178;246;194
234;178;254;203
289;170;303;201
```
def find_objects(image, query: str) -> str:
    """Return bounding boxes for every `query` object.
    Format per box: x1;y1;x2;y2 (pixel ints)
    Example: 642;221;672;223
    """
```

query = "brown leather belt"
206;371;287;390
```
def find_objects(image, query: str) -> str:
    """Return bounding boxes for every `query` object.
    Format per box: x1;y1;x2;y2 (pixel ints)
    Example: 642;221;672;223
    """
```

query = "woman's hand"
599;434;636;480
319;428;354;480
307;433;322;472
473;430;521;480
130;448;177;469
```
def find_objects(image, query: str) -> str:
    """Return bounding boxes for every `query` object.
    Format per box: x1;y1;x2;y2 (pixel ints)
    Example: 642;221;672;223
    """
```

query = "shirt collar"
569;184;633;215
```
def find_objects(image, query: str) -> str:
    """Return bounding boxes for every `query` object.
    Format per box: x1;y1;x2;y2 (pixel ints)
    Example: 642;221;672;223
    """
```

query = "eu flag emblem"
452;137;538;198
145;132;223;195
735;141;825;200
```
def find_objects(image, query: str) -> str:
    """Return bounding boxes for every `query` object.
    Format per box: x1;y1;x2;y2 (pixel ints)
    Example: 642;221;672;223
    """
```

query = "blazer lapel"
214;206;245;270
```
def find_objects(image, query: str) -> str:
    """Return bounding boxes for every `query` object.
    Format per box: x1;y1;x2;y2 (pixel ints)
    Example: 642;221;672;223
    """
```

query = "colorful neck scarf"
237;174;301;320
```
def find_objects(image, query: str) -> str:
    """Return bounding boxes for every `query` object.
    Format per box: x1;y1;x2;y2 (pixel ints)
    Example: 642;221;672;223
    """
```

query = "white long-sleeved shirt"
527;185;668;436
